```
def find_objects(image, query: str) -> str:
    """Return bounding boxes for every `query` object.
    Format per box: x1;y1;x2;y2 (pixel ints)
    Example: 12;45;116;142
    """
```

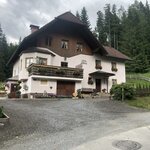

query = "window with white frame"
45;36;51;46
76;42;83;52
25;57;33;68
111;62;118;72
112;79;117;85
37;57;47;65
40;80;48;85
95;60;102;69
20;59;22;70
61;40;68;49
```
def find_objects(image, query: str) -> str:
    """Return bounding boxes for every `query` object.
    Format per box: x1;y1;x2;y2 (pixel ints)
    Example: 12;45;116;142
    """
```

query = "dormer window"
76;42;83;52
61;40;68;49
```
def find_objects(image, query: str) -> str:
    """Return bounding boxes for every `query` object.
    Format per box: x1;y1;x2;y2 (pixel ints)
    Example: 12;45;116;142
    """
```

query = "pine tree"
96;11;106;44
80;7;91;29
0;24;7;81
76;11;80;20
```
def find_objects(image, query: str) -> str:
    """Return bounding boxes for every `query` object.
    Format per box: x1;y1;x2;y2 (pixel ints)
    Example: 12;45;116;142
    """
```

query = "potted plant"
0;106;9;124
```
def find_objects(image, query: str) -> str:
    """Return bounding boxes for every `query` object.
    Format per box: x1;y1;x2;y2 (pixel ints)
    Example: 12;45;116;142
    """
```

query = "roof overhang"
89;71;115;77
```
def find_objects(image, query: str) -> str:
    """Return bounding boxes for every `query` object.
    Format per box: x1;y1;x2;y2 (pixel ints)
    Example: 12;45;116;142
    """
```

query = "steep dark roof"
56;11;84;25
8;12;106;65
103;46;130;60
7;12;129;65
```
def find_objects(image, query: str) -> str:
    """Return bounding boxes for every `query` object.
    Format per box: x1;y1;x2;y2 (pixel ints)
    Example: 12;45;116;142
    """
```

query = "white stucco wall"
11;49;126;95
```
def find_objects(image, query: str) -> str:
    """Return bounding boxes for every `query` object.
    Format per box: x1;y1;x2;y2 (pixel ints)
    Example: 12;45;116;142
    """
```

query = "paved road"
0;98;150;150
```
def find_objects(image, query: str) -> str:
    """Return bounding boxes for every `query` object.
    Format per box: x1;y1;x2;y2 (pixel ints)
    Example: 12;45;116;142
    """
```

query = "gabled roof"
103;46;131;60
7;12;129;65
56;11;84;25
7;11;106;65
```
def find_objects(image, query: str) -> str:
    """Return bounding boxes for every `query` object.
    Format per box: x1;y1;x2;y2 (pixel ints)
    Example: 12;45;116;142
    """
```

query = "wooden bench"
77;88;96;98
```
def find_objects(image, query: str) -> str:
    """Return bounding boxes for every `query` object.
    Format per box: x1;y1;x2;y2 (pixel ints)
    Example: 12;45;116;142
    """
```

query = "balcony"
27;64;83;79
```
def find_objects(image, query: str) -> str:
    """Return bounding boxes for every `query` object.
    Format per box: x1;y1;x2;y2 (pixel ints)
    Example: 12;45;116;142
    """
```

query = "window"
45;36;51;46
20;59;22;70
40;80;48;85
25;57;33;68
95;60;102;69
111;62;118;72
37;57;47;65
112;79;117;85
61;40;68;49
61;62;68;67
76;42;83;52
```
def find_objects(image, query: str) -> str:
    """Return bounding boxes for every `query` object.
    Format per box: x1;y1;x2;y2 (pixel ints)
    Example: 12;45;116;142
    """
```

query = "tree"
80;7;91;29
76;11;80;20
96;11;107;44
0;24;7;81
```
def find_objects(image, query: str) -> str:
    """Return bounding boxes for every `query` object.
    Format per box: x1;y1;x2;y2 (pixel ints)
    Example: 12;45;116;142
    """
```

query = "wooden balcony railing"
27;64;83;79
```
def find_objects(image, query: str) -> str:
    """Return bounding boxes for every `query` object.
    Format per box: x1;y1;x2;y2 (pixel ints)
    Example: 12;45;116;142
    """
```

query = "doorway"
95;79;101;92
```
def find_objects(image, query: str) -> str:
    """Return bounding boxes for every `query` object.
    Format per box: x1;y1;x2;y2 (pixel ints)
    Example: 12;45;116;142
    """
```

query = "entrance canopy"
89;71;115;77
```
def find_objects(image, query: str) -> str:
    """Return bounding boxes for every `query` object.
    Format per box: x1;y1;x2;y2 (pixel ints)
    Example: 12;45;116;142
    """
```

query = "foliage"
126;96;150;110
0;25;18;81
0;82;5;91
91;1;150;73
0;106;4;118
110;83;135;100
76;11;80;20
80;7;91;29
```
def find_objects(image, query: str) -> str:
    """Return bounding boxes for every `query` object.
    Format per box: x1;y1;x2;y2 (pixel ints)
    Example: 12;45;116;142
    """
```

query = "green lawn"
127;72;150;78
126;97;150;110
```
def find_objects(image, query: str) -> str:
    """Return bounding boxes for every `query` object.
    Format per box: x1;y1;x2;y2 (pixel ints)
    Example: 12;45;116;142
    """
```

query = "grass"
126;97;150;110
126;72;150;88
127;72;150;78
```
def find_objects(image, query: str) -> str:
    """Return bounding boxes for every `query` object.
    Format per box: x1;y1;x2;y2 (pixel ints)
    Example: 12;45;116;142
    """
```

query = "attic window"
45;36;51;46
61;40;68;49
76;42;83;52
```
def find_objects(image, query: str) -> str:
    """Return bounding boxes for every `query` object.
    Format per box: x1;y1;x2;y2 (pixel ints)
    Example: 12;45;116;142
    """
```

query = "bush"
0;106;4;118
0;82;5;91
110;83;135;100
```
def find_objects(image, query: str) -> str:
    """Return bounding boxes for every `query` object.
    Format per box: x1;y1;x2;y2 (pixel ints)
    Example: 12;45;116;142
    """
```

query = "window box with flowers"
95;60;102;70
111;67;118;72
88;77;94;85
55;69;65;75
111;62;118;72
73;70;81;76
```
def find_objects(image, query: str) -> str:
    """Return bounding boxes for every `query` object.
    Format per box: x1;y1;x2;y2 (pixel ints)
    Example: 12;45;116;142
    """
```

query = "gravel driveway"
0;98;150;150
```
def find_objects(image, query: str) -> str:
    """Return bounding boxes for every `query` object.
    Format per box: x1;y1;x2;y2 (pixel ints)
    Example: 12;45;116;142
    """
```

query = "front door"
95;79;101;92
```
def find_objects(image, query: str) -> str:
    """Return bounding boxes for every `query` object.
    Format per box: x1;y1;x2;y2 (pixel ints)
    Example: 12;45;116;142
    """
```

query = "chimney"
30;24;39;33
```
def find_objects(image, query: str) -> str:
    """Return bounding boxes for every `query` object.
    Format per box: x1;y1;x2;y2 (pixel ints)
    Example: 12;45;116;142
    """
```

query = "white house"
6;12;130;98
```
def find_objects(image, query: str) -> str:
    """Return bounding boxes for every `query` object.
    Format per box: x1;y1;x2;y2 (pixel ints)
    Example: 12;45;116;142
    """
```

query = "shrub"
0;106;4;118
110;83;135;100
0;82;5;91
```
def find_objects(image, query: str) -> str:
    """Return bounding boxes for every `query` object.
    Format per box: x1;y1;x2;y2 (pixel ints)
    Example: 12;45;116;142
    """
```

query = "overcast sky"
0;0;148;43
